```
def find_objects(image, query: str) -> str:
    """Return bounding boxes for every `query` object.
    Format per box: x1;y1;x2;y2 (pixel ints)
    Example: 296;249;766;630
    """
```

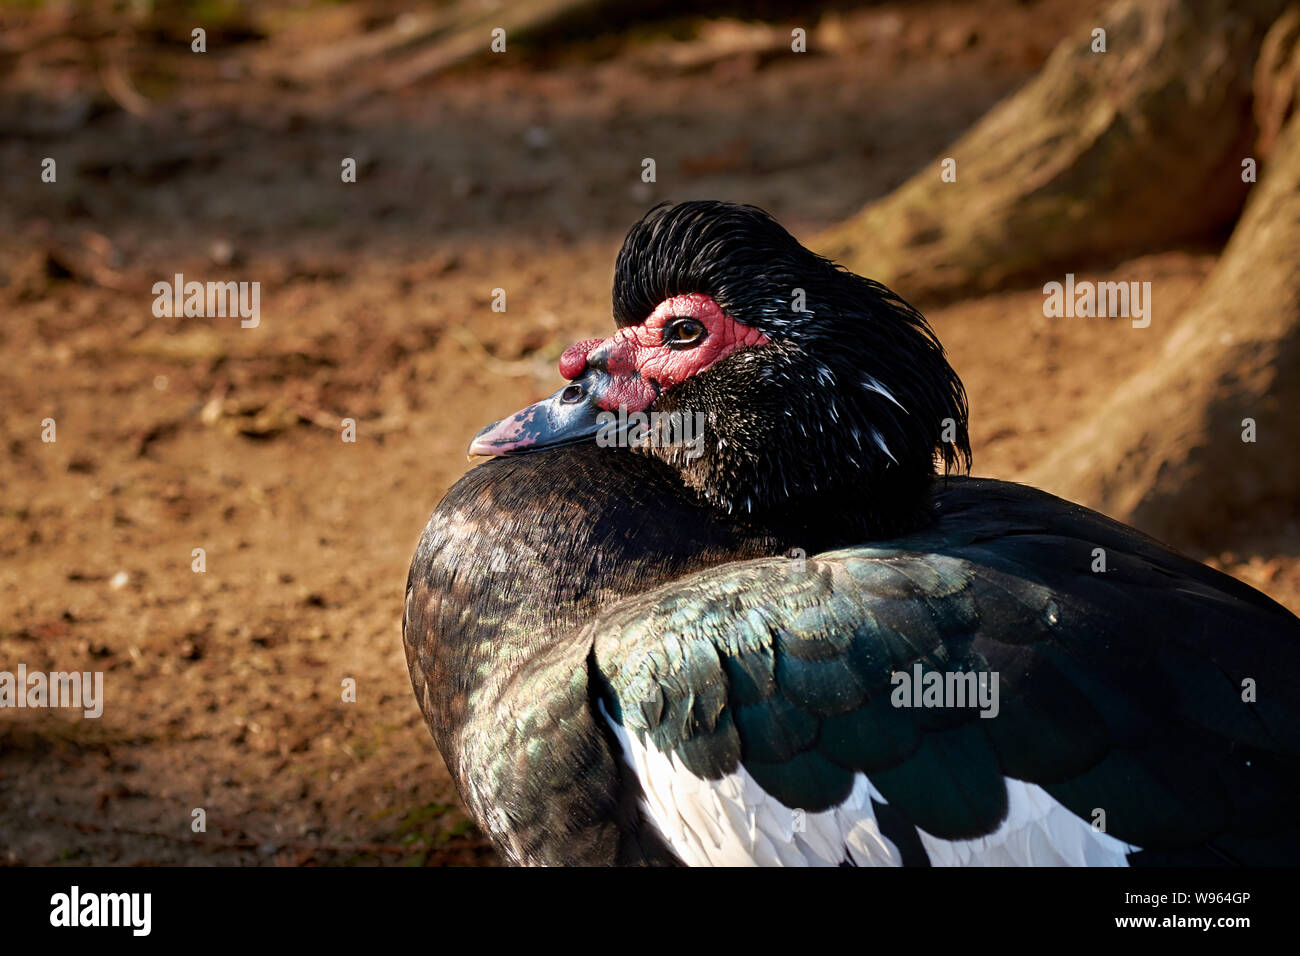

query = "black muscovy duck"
403;201;1300;866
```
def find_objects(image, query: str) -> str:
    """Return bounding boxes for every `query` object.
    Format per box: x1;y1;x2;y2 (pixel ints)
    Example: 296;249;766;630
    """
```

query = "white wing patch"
603;706;1139;867
917;779;1137;866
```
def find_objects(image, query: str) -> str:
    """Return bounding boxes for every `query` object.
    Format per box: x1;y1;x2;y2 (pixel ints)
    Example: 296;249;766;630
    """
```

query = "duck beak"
468;371;610;458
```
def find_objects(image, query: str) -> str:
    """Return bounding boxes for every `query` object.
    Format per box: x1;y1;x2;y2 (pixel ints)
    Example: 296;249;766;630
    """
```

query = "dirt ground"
2;0;1296;866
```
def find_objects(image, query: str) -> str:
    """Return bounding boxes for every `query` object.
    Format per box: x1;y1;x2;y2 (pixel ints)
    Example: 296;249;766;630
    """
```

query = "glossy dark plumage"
403;201;1300;866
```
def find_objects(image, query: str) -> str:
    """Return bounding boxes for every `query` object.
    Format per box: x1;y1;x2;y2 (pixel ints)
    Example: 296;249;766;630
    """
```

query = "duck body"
405;445;1300;866
402;201;1300;866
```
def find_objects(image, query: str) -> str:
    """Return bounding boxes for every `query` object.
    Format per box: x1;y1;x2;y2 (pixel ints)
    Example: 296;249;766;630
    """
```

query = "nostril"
560;384;586;404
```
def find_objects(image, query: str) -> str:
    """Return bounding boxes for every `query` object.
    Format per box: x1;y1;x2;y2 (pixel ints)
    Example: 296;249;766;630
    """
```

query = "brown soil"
1;0;1294;866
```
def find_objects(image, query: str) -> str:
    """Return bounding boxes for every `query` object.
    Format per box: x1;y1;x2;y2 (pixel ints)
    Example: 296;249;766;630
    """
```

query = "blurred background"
2;0;1297;865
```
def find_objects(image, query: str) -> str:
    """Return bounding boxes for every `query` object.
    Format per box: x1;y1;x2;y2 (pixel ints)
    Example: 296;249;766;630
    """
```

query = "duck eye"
665;318;707;349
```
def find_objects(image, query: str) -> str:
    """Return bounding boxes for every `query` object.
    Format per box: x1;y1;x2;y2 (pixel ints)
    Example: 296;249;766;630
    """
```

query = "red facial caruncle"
468;293;769;458
557;293;769;412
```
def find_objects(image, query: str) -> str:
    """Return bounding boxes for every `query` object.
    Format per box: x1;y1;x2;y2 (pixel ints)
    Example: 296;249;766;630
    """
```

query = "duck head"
470;200;971;517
